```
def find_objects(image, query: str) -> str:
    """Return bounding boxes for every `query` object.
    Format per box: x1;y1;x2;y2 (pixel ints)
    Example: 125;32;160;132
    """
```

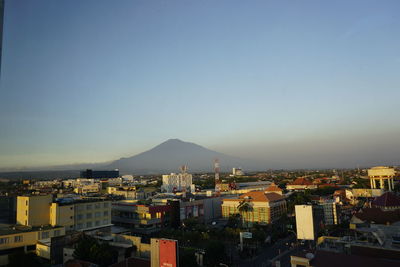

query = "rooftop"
0;224;63;236
224;191;285;202
372;192;400;208
354;207;400;224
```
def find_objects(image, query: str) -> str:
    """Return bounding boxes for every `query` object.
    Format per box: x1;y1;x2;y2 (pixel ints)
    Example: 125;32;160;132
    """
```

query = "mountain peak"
108;139;250;174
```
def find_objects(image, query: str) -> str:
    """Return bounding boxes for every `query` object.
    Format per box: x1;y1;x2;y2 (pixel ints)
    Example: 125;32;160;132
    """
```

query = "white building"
295;205;324;241
162;168;193;193
232;168;244;176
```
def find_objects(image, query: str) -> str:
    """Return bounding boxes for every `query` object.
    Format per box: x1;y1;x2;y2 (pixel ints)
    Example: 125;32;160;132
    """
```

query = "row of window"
76;203;109;211
76;219;109;229
76;211;109;220
0;235;23;245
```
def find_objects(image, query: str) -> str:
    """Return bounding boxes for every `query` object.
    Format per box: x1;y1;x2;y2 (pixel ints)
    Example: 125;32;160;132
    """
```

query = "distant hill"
108;139;258;174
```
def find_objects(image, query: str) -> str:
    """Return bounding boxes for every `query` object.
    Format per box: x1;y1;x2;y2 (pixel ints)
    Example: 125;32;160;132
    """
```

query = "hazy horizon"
1;0;400;169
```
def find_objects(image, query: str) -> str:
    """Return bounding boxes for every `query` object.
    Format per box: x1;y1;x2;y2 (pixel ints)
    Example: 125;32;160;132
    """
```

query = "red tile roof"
372;192;400;208
265;183;282;192
354;207;400;224
224;191;285;202
289;177;313;185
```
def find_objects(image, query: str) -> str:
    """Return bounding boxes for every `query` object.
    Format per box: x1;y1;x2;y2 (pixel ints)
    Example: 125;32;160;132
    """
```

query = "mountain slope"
108;139;254;174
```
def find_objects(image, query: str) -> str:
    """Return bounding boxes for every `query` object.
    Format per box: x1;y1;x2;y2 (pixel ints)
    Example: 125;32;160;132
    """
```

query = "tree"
237;200;253;228
204;240;228;266
73;235;118;267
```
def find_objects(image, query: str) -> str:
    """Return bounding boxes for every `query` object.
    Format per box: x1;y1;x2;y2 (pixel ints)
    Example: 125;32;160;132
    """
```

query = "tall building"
162;166;193;193
80;169;119;179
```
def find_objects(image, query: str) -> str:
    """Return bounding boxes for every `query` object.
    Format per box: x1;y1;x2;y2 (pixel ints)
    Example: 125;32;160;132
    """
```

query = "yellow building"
17;195;112;232
0;224;65;266
368;166;396;191
221;191;286;225
17;195;52;227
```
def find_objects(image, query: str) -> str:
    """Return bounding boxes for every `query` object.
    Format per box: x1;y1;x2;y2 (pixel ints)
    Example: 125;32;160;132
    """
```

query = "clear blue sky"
1;0;400;169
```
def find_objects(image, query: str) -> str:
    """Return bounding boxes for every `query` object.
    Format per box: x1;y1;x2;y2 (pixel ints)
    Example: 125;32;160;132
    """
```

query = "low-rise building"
221;191;286;226
0;224;65;266
112;201;172;234
17;195;112;232
287;178;318;191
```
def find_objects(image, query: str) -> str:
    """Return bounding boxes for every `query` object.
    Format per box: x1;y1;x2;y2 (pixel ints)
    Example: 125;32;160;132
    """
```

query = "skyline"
1;0;400;169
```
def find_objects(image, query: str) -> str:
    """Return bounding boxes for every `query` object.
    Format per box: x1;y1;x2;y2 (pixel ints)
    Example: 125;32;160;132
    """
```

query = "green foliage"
287;191;311;214
179;247;198;267
204;240;228;266
352;178;369;189
73;235;118;267
311;186;338;196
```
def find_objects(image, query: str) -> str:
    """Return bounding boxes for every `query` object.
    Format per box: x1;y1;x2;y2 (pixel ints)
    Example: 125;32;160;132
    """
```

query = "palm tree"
237;199;253;228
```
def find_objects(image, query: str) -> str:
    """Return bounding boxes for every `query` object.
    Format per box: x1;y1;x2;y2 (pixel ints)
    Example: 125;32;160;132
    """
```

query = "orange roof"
238;191;284;202
265;182;282;192
289;177;313;185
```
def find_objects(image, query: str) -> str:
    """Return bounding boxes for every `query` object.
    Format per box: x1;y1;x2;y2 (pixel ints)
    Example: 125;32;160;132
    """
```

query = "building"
371;192;400;211
320;202;340;225
232;168;244;176
112;201;172;234
221;191;286;226
0;224;65;266
295;205;324;241
17;195;112;232
368;166;396;191
107;186;144;199
287;178;318;191
80;169;119;179
162;166;193;193
290;250;400;267
265;182;283;195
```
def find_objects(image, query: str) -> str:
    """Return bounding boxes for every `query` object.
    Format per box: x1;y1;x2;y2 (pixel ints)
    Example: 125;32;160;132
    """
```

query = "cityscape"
1;1;400;267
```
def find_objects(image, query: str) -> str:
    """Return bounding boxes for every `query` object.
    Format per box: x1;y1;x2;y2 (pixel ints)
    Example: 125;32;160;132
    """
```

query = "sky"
1;0;400;169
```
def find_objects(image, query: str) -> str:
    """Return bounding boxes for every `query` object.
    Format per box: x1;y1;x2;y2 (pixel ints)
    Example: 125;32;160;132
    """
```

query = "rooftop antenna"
214;159;221;196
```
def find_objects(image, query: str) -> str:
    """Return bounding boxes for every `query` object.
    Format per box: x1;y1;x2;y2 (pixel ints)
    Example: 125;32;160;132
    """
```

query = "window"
103;219;109;225
14;236;23;243
95;203;101;209
104;202;109;208
77;214;83;220
87;204;92;210
77;223;83;229
0;237;9;244
26;200;28;206
95;212;101;218
54;230;61;236
25;210;27;216
95;221;100;226
41;232;49;239
103;211;108;216
86;213;92;219
86;222;92;228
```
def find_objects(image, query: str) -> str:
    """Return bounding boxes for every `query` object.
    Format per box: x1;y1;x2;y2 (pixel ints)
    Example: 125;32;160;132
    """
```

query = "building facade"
162;172;193;193
221;191;286;226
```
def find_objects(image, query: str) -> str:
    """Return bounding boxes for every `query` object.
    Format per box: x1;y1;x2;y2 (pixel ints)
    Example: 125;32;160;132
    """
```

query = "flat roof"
0;224;63;236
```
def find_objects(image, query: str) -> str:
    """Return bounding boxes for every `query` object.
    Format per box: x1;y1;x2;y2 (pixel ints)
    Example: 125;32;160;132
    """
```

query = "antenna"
214;159;221;195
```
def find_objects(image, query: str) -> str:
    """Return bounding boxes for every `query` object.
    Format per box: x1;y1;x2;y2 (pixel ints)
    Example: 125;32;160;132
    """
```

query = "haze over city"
1;0;400;169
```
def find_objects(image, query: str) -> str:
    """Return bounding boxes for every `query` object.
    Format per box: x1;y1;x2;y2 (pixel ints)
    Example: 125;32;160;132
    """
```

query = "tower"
368;166;395;191
214;159;221;195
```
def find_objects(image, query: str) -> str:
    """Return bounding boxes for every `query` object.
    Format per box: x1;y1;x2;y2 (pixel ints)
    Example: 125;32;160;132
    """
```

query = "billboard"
159;239;178;267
